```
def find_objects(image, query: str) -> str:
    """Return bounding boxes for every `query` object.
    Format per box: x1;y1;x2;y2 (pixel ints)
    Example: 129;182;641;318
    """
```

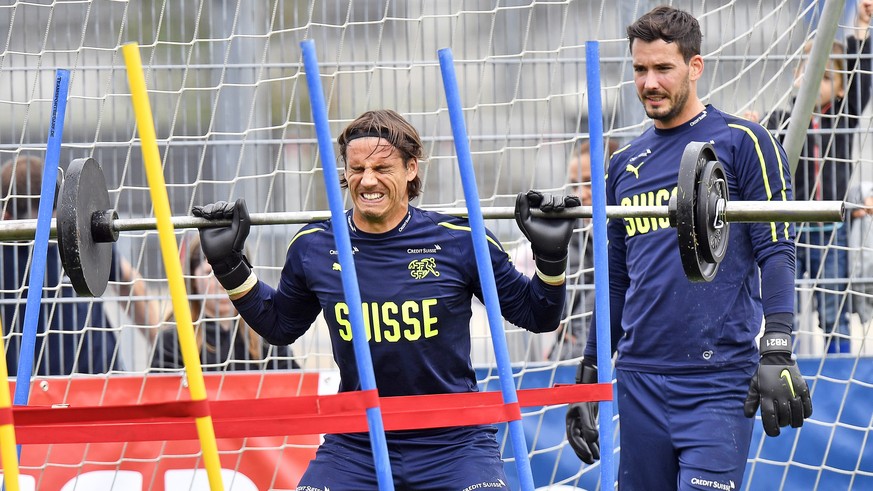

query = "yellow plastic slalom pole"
0;321;21;491
121;42;224;491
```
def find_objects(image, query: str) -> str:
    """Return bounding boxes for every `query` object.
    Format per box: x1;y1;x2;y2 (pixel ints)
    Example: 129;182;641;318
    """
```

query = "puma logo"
625;149;652;178
626;162;645;178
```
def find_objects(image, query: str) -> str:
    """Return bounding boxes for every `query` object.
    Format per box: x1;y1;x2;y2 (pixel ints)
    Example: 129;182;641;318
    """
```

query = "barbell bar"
3;142;848;296
1;199;846;240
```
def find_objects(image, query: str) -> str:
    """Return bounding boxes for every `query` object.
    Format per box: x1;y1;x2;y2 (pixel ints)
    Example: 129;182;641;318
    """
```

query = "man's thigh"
617;368;755;491
296;428;510;491
617;370;679;491
671;368;754;491
399;426;510;491
295;435;381;491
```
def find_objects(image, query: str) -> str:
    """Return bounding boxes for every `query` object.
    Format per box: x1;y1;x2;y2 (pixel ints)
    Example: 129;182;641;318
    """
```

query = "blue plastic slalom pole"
11;69;69;472
300;39;394;491
585;41;616;491
437;47;535;491
13;69;70;408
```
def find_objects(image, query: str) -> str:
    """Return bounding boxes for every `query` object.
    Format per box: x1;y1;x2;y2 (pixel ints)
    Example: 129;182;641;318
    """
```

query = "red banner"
1;372;612;490
6;372;322;491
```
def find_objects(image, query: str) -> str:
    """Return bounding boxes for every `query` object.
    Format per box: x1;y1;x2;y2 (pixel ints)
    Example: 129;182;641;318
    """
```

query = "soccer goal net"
0;1;871;490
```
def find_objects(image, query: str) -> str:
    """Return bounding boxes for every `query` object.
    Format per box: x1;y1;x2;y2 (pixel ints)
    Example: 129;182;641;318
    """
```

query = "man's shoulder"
412;207;505;250
300;219;332;233
609;133;651;165
693;106;782;156
708;106;775;136
414;207;470;232
288;220;332;250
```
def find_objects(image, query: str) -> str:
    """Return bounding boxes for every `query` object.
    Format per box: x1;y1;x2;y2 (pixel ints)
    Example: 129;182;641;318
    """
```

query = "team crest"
408;257;440;279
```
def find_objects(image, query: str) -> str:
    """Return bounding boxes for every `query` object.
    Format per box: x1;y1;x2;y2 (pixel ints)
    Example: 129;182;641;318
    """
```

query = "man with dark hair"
192;109;580;489
1;155;159;375
565;6;811;489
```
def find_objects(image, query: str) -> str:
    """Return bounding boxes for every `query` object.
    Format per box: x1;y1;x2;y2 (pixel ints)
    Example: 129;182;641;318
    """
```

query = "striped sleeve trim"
728;123;790;241
288;227;323;249
438;221;506;252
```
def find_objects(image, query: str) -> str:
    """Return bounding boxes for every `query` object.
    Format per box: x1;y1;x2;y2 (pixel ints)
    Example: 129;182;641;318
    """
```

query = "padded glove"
191;198;253;292
743;330;813;437
566;360;600;464
515;190;581;280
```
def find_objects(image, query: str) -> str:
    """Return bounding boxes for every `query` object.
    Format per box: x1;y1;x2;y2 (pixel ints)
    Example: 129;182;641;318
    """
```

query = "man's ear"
689;54;704;81
406;158;419;181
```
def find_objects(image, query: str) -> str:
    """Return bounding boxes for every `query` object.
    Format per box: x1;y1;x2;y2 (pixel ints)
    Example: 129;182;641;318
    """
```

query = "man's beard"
642;79;690;123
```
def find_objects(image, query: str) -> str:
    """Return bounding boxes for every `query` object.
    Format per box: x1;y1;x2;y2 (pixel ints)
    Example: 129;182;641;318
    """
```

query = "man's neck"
654;100;707;130
351;206;411;234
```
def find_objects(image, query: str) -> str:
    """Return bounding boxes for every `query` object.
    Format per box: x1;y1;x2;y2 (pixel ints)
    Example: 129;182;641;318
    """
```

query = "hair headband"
344;128;394;144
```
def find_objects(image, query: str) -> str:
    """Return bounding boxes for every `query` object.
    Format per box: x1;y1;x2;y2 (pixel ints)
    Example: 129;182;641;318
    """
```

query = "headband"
344;128;394;144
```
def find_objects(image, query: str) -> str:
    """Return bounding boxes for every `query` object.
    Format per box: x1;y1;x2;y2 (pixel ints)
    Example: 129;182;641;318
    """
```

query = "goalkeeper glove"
743;325;813;437
514;190;581;283
566;359;600;464
191;198;254;293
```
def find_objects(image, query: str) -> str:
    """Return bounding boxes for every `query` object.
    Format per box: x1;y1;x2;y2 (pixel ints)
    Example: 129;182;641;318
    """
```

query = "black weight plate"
695;158;730;264
675;141;719;282
57;158;112;297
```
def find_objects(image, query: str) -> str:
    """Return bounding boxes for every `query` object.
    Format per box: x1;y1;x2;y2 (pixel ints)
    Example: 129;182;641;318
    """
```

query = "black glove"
566;359;600;464
191;198;253;292
515;190;581;279
743;329;813;437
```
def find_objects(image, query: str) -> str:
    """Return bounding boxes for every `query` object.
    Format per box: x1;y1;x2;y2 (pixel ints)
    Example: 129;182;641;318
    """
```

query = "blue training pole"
13;69;70;407
437;47;535;491
300;39;395;491
586;41;616;491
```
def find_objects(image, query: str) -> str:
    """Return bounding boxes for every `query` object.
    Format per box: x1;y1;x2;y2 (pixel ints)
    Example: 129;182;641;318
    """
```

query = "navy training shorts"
616;366;756;490
296;425;510;491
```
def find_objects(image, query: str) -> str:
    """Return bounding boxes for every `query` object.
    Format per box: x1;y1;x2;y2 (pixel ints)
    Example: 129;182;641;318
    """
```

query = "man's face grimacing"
344;137;418;234
631;39;703;129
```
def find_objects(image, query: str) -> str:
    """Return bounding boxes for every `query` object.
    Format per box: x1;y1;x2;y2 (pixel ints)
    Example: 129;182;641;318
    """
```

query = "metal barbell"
2;200;843;242
2;142;847;296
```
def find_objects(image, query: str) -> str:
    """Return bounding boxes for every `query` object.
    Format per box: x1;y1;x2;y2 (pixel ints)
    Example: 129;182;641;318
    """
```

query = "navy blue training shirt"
234;206;565;396
585;105;796;373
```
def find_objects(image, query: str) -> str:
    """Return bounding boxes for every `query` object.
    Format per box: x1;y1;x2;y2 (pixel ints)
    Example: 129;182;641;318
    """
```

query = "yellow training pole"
121;42;224;491
0;321;21;491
